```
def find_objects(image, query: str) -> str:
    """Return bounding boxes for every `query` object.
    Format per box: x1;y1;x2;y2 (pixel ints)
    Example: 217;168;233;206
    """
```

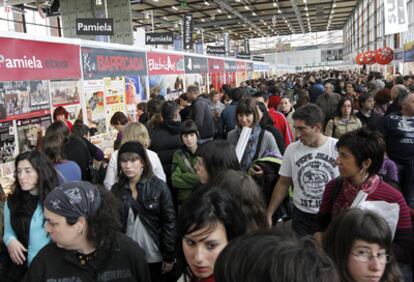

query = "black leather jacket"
112;175;177;262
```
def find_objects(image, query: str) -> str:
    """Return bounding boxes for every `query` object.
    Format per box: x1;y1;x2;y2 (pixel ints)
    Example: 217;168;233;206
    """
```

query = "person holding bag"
112;141;177;282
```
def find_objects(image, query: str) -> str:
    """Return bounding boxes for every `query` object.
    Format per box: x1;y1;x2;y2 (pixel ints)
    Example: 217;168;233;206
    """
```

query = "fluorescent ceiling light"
172;6;178;10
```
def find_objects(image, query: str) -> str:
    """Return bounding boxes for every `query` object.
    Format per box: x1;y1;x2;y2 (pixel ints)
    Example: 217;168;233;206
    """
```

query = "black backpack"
250;156;293;223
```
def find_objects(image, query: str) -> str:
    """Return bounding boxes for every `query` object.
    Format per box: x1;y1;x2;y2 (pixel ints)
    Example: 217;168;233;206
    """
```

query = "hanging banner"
206;46;226;55
384;0;408;35
184;55;208;74
247;62;254;72
224;60;237;72
183;14;193;50
223;32;230;55
81;47;147;80
253;56;265;62
236;53;251;60
236;61;247;72
208;58;225;74
404;41;414;62
244;38;250;54
147;52;185;75
76;18;114;36
0;37;81;81
0;81;50;122
145;32;174;45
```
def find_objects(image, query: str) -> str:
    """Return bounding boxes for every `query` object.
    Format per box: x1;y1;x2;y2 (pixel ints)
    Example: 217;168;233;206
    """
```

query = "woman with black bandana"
3;151;58;282
23;181;151;282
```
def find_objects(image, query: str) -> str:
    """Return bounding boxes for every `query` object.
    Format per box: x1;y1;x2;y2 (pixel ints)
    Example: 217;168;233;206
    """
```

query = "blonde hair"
121;122;151;148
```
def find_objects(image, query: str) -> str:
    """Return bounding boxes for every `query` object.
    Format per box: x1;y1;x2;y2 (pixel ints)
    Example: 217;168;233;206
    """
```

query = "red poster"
0;37;81;81
208;58;225;73
147;52;185;75
237;61;247;72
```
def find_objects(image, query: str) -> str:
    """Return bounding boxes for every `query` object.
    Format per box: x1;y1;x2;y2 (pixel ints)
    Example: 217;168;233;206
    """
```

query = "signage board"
253;56;265;62
0;37;81;81
183;14;193;50
145;32;174;45
76;18;114;35
206;46;225;55
236;53;251;60
184;55;208;74
147;52;185;75
81;47;147;80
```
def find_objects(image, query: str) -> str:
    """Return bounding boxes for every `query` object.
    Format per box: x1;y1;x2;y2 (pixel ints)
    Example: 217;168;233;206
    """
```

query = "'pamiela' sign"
76;18;114;36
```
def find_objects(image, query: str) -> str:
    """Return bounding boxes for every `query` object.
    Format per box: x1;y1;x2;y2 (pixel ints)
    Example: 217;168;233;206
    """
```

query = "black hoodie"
149;120;182;187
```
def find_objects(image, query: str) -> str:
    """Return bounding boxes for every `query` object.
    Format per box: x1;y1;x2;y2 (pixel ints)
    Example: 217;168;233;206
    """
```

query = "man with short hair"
382;90;414;208
403;75;413;88
187;85;215;143
266;104;339;237
216;87;243;139
386;84;409;115
315;82;341;126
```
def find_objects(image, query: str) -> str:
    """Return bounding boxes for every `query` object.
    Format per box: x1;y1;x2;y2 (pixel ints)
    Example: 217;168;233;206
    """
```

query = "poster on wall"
50;80;81;124
147;52;185;100
104;77;126;128
0;80;50;122
125;75;147;119
0;121;15;163
224;60;237;87
83;80;106;135
236;61;248;85
16;114;51;153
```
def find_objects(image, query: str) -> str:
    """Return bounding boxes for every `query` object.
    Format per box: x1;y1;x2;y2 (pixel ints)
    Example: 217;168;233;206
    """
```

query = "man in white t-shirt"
266;104;339;237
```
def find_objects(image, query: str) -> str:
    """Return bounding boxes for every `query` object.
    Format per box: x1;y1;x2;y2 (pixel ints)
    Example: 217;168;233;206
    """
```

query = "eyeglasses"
351;249;392;264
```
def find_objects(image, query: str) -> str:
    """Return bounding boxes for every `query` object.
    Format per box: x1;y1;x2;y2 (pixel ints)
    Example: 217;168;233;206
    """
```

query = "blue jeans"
291;206;317;238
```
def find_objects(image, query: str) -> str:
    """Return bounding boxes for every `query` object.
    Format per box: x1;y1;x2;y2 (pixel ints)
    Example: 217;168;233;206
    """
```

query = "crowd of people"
0;69;414;282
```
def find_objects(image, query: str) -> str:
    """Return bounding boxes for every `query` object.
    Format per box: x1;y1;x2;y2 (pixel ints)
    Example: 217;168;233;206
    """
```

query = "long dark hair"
177;188;247;280
42;121;70;163
323;209;402;282
8;151;58;247
211;170;268;231
195;140;240;182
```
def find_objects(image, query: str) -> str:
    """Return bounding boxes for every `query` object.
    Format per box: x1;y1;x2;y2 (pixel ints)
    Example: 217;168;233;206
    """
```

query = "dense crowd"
1;69;414;282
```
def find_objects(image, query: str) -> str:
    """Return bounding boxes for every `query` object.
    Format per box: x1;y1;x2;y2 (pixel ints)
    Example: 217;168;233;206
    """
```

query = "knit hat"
118;141;146;164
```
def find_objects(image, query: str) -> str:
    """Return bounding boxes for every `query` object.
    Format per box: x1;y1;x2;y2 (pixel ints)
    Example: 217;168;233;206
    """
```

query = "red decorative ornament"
355;53;364;65
375;47;394;65
363;50;376;65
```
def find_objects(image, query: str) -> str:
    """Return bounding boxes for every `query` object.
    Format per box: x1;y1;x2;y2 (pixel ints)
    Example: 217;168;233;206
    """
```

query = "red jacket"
268;108;293;146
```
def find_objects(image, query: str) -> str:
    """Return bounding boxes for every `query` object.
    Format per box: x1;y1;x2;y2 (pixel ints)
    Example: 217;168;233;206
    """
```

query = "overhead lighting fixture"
244;6;249;10
172;6;178;10
204;1;210;6
217;8;222;13
96;0;102;5
273;2;277;7
227;15;232;19
163;16;168;20
252;12;256;16
278;9;281;13
152;0;159;2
